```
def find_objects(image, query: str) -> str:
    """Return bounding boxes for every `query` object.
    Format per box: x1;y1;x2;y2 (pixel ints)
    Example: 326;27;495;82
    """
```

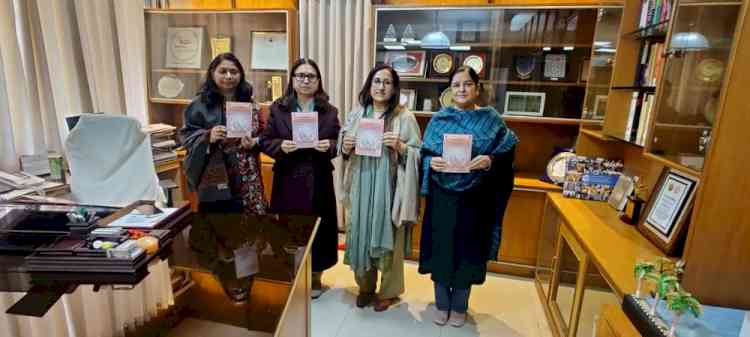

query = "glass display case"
646;0;743;172
374;7;602;120
581;8;623;124
145;10;293;106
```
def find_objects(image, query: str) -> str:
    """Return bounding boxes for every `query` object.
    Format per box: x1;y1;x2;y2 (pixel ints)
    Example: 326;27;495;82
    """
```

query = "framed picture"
504;91;545;116
579;58;590;83
399;89;417;110
385;51;426;78
457;20;480;43
251;31;288;71
543;54;567;79
638;168;699;255
165;27;204;69
593;95;608;120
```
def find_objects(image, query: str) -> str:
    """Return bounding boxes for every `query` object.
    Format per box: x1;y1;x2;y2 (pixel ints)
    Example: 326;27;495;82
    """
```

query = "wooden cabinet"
497;189;546;266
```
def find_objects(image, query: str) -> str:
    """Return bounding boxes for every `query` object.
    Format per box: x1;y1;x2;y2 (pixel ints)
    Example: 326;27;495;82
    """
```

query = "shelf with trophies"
144;9;296;127
374;8;600;121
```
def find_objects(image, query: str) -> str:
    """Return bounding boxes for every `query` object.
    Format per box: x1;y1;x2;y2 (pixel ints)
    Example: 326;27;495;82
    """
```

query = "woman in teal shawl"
338;64;422;312
419;66;518;327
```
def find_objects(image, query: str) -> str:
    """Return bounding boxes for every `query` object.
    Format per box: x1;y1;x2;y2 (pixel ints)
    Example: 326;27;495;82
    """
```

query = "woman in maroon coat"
259;58;340;299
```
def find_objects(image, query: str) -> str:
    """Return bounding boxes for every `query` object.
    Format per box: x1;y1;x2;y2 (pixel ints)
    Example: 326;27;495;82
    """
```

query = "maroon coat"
259;97;340;272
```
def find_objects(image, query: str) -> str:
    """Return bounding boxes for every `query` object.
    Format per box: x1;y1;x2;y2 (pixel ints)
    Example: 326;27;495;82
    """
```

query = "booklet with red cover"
292;112;319;149
442;134;473;173
355;118;385;157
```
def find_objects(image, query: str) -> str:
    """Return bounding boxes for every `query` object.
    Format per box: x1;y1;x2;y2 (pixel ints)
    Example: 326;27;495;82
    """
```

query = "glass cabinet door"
582;8;623;125
536;197;561;301
374;7;600;119
647;0;743;171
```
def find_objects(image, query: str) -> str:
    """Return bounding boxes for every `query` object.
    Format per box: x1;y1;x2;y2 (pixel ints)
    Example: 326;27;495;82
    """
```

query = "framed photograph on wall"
251;31;288;71
399;89;417;110
504;91;545;116
385;51;426;78
638;168;699;255
165;27;204;69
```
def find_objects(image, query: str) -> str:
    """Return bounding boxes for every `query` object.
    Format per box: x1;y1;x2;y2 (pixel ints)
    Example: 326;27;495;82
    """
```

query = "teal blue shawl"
420;106;518;195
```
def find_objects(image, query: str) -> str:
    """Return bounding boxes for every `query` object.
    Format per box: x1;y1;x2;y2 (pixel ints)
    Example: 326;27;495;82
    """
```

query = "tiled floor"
312;254;555;337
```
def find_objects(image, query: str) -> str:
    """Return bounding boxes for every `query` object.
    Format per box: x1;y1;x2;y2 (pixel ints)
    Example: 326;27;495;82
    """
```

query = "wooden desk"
537;193;665;337
546;193;664;298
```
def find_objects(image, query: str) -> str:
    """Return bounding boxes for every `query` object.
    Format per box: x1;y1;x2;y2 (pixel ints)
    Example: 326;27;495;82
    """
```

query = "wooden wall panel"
161;0;297;9
682;3;750;309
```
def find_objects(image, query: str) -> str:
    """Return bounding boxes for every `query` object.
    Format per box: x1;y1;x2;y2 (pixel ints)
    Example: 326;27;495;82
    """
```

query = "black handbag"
197;150;232;202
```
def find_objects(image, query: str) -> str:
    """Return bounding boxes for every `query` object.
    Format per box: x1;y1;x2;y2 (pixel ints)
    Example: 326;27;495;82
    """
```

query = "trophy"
384;24;398;43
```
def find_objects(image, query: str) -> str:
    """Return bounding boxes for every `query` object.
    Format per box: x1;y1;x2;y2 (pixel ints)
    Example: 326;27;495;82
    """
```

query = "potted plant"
665;287;702;337
634;260;656;298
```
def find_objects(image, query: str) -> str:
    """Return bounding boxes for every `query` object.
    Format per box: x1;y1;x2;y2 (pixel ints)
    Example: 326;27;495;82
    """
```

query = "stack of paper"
144;123;178;164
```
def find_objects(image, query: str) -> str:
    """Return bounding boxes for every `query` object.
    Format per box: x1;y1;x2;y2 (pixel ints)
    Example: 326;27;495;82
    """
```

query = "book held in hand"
292;112;319;149
442;134;473;173
226;102;253;138
355;118;384;157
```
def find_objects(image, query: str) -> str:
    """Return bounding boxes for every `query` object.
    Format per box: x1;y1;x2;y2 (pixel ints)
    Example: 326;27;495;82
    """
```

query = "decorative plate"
546;151;576;184
157;75;185;98
463;55;484;75
439;88;453;108
696;58;724;83
433;53;454;75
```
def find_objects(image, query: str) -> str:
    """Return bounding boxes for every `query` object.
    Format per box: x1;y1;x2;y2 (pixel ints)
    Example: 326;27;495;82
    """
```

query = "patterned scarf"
420;106;518;194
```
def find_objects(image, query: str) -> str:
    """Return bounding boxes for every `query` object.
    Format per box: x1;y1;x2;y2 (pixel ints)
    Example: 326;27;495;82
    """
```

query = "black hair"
448;65;481;87
281;58;329;106
198;53;253;107
358;64;402;117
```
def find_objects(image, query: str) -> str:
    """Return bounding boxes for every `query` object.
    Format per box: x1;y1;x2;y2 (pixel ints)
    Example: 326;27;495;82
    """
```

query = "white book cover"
292;112;319;149
165;27;204;69
442;134;473;173
226;102;253;138
355;118;384;157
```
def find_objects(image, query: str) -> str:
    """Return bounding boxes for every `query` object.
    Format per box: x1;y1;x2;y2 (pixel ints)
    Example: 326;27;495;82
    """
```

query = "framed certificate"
165;27;204;69
251;32;288;71
638;168;699;255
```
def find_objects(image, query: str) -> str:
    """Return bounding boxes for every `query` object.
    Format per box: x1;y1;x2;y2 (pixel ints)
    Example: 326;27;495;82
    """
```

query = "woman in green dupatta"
338;64;422;312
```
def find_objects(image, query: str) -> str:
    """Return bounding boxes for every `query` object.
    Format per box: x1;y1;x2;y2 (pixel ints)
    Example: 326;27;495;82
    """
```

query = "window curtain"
0;0;149;173
0;1;170;337
299;0;372;117
299;0;373;225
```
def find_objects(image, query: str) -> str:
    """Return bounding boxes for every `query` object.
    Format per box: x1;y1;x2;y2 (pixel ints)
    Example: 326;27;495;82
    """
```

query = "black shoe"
356;292;375;308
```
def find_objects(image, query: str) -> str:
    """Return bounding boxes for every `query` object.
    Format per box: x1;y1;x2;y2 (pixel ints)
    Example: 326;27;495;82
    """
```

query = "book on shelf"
145;123;178;165
636;42;665;87
625;92;657;145
639;0;673;29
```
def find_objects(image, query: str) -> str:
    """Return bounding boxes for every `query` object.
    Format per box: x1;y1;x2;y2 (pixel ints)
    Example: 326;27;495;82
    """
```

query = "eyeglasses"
293;73;319;82
372;78;393;87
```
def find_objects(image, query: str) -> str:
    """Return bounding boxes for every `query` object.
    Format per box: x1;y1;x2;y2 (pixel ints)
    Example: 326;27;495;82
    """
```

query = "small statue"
698;130;711;154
